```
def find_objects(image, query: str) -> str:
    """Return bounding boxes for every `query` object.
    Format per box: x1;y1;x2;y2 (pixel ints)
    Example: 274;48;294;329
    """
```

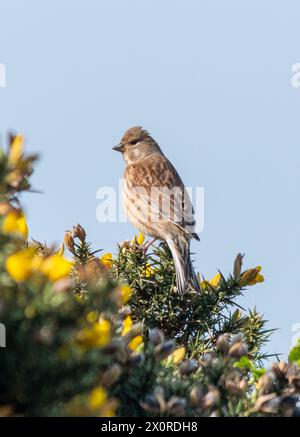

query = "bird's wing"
124;154;198;239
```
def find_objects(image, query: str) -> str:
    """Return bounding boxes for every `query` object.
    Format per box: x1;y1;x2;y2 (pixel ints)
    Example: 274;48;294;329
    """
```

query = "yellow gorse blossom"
131;233;145;246
169;346;186;364
209;272;222;287
77;319;111;348
121;315;132;336
8;134;24;165
128;335;143;351
143;263;153;277
239;266;264;286
120;284;132;304
6;247;36;281
121;315;143;351
100;253;113;269
201;272;221;290
6;249;72;282
88;387;107;410
39;255;73;281
2;210;28;239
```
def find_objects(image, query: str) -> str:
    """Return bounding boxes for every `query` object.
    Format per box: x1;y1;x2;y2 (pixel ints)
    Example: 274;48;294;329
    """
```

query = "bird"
113;126;200;294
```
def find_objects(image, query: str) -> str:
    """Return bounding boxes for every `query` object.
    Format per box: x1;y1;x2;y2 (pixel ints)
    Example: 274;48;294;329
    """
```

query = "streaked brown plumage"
113;126;200;294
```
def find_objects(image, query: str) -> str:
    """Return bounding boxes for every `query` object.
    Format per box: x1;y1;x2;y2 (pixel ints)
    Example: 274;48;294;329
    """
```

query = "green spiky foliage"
113;242;272;362
0;132;300;418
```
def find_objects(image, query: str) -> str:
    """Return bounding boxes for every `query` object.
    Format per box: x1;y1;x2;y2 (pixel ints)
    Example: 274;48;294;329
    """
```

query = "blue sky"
1;0;300;358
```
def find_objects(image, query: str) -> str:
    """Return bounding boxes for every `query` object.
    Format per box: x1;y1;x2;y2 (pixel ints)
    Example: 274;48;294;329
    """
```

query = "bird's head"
113;126;161;164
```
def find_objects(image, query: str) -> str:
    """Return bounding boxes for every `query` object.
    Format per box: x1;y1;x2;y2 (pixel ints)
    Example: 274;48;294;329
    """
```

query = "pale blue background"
1;0;300;358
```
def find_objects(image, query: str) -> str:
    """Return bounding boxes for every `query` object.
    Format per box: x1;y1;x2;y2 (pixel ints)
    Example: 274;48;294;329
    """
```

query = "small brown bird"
113;126;200;294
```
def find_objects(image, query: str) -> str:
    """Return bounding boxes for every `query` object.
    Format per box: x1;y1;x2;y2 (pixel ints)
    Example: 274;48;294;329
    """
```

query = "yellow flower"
100;253;113;269
131;233;145;246
128;335;143;351
88;387;107;410
201;272;221;290
121;315;132;336
6;247;36;281
30;254;44;270
39;255;72;281
8;134;24;165
169;346;186;364
2;210;28;239
120;284;132;304
209;273;222;287
239;266;264;286
6;246;72;283
77;319;111;348
143;263;153;277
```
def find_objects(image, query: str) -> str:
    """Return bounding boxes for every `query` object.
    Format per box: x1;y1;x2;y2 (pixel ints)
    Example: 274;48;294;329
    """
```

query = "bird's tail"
166;236;200;294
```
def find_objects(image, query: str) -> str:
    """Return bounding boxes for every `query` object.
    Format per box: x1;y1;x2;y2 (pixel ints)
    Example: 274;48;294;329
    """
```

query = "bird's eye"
129;139;138;145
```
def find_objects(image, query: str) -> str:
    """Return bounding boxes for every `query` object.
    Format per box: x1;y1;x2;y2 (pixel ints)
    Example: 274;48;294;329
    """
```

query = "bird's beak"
113;143;124;152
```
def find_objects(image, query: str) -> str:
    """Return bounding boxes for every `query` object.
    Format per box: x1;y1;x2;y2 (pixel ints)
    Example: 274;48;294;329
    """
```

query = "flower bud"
167;397;186;415
233;253;244;278
253;393;279;414
64;230;75;253
257;371;275;393
189;386;204;406
73;224;86;241
199;352;217;368
201;387;220;409
230;333;243;344
154;340;175;361
119;240;131;252
228;341;248;358
223;370;248;397
239;378;248;393
127;353;143;367
271;361;289;379
101;364;122;387
216;335;230;355
179;359;198;375
116;345;130;364
140;395;160;413
153;386;166;411
148;328;165;346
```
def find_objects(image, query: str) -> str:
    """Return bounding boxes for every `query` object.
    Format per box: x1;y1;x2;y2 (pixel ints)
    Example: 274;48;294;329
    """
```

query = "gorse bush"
0;133;300;417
